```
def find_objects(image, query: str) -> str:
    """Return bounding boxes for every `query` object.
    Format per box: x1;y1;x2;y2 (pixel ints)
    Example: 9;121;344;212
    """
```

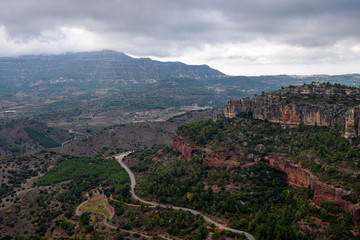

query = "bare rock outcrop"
345;106;360;138
223;84;360;137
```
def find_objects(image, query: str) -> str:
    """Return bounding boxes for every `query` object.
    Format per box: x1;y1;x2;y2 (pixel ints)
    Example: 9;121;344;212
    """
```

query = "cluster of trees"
56;218;75;236
0;183;14;201
0;141;21;153
14;190;62;237
146;209;208;239
177;119;225;146
177;116;360;189
302;126;357;161
34;178;101;237
0;151;135;239
38;157;129;186
136;145;357;239
6;168;38;188
24;127;60;148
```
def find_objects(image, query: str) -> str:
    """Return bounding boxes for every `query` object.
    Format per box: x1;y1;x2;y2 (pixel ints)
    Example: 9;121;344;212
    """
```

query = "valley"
0;51;360;239
1;51;360;132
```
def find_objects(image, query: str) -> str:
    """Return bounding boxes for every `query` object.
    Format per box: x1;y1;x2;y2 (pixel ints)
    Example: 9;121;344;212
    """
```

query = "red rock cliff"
264;156;360;225
173;133;260;168
173;134;360;225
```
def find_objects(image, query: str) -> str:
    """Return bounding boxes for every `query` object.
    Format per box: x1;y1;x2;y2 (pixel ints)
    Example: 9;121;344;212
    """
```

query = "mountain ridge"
0;50;226;90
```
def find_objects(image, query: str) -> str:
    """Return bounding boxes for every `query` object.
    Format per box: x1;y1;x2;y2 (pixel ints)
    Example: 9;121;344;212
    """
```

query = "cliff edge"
173;133;360;225
223;83;360;138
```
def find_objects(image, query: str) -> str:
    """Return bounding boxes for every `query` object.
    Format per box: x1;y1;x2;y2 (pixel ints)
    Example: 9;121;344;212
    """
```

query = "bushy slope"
0;119;69;157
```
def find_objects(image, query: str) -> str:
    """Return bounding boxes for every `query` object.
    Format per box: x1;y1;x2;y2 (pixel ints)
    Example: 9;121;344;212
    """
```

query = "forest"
129;145;356;240
38;157;129;186
24;127;61;148
176;116;360;190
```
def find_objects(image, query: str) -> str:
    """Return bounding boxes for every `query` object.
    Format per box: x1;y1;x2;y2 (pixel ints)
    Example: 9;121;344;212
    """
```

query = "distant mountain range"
0;50;360;129
1;50;360;93
0;50;225;91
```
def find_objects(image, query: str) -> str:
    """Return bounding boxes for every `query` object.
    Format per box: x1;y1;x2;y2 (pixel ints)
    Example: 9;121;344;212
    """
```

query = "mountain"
0;50;226;91
1;50;360;132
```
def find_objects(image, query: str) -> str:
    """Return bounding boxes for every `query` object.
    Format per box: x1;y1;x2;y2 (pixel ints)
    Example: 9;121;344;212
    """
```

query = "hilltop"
223;82;360;138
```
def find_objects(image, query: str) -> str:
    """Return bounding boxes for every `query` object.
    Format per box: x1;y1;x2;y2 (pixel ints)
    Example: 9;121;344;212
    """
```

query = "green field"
80;200;111;218
38;157;129;185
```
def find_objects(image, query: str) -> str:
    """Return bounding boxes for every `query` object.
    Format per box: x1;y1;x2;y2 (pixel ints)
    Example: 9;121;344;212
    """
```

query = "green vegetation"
146;209;212;239
177;117;360;190
133;146;356;239
24;127;60;148
57;219;75;236
80;200;110;218
6;169;38;188
38;157;129;185
0;141;20;153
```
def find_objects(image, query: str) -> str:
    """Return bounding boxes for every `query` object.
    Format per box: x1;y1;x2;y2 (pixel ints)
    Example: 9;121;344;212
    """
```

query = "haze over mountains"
0;50;225;90
1;50;359;92
0;50;359;131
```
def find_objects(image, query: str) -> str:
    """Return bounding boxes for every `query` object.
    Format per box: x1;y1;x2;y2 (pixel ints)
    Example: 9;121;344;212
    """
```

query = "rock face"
263;156;360;225
223;84;360;137
173;133;259;168
173;134;360;225
345;106;360;138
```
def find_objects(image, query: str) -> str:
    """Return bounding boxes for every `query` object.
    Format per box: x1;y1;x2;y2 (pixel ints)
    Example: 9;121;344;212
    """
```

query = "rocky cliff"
173;133;261;168
223;83;360;137
264;156;360;225
173;133;360;225
345;105;360;138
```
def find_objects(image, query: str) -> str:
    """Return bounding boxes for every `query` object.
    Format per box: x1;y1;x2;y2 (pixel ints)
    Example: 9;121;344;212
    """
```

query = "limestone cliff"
223;83;360;137
345;106;360;138
173;133;360;225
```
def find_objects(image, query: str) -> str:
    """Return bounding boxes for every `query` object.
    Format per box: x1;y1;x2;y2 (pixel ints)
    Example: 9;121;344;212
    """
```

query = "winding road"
115;152;256;240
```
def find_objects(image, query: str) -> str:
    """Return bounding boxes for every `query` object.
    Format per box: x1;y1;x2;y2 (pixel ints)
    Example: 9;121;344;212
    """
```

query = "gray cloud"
0;0;359;74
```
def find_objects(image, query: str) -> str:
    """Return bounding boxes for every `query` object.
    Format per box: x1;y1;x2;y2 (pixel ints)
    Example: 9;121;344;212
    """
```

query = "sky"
0;0;360;76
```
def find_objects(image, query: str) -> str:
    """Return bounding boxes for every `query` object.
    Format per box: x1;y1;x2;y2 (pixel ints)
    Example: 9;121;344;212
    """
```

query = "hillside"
1;51;360;132
0;50;225;91
57;109;218;157
172;83;360;238
0;118;70;157
1;84;360;239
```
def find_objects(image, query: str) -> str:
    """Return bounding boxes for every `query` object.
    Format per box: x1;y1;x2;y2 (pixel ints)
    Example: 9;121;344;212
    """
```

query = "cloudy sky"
0;0;359;75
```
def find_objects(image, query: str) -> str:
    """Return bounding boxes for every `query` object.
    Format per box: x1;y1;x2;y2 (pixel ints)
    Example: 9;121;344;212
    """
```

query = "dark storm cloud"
1;0;359;46
0;0;360;74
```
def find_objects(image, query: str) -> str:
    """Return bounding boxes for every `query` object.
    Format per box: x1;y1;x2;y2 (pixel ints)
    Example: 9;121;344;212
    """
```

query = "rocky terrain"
174;83;360;231
173;133;360;226
1;50;360;239
223;83;360;138
1;51;360;133
57;109;218;157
